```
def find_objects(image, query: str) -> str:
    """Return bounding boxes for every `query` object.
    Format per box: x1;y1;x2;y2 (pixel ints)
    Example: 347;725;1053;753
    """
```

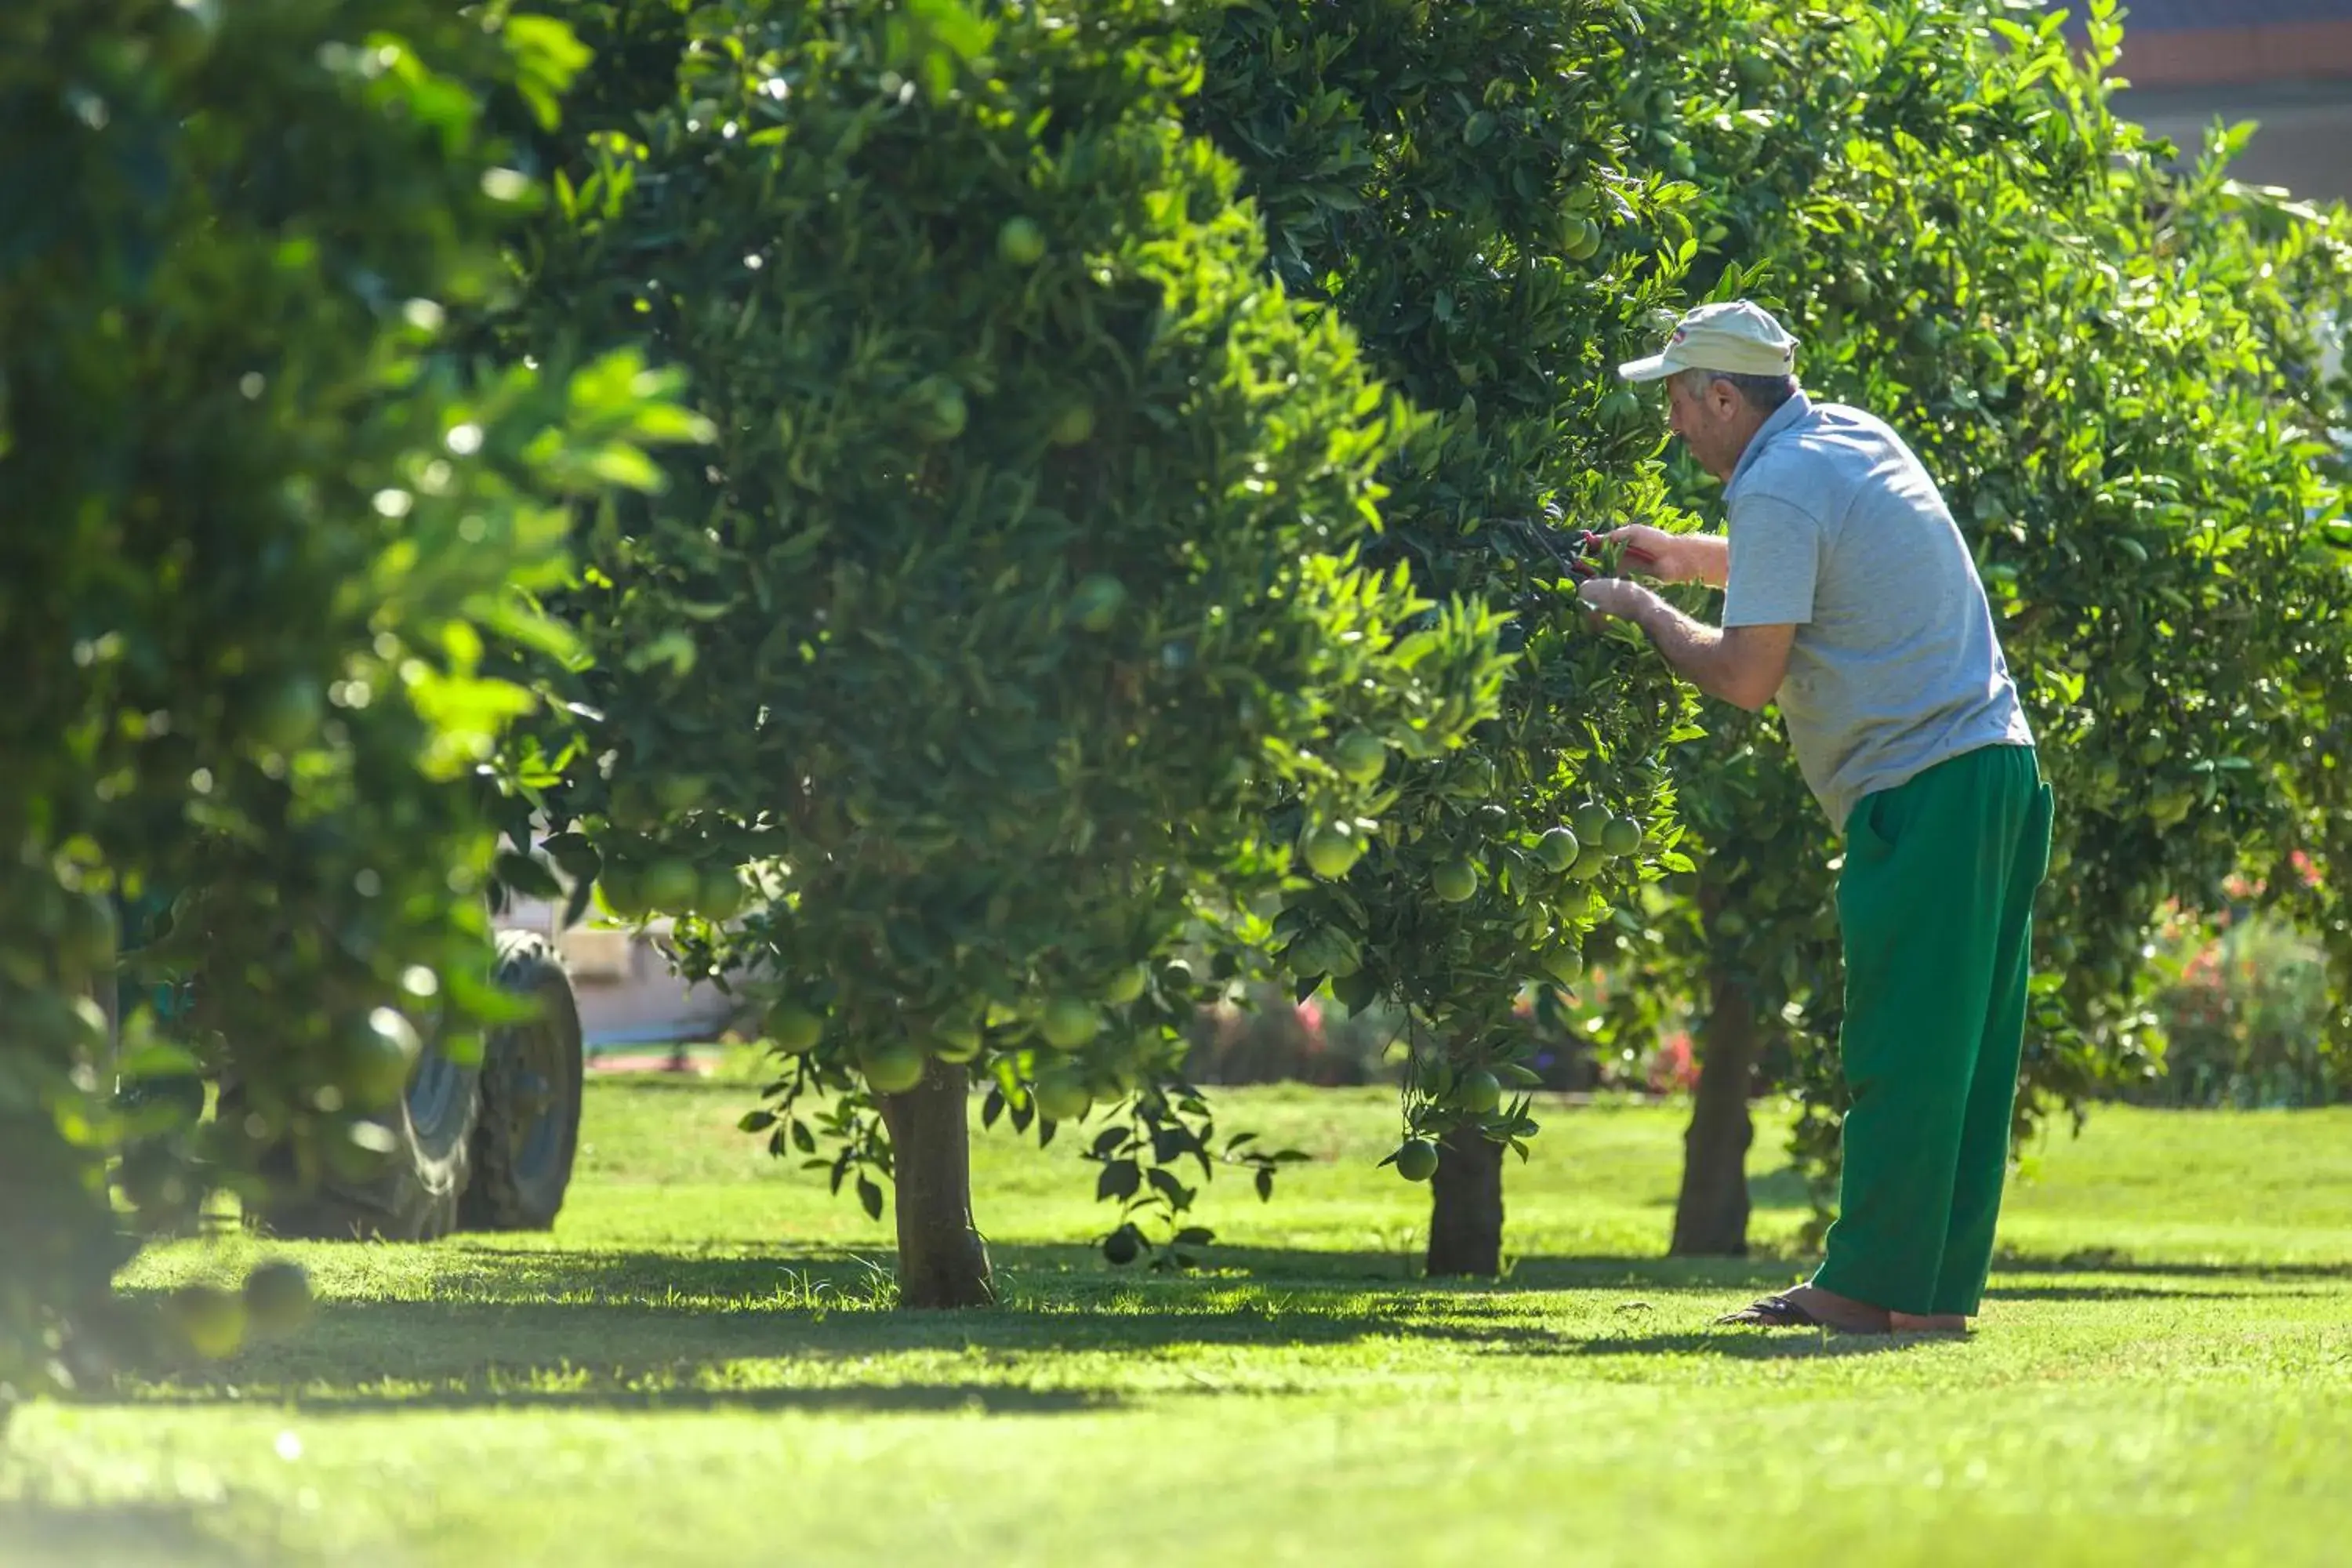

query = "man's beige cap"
1617;300;1798;382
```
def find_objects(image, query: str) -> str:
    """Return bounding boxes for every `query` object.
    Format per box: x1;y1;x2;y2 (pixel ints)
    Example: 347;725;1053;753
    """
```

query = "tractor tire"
458;930;585;1232
236;1019;483;1243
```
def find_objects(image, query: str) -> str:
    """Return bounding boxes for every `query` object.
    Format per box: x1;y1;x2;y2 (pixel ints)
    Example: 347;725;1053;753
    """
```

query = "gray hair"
1671;365;1798;412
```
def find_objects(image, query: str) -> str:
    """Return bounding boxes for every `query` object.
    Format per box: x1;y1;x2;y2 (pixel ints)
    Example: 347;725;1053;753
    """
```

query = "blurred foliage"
1;0;686;1399
2134;882;2343;1109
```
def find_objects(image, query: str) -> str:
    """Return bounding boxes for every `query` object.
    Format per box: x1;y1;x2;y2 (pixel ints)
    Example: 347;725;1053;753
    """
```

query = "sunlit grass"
4;1082;2347;1566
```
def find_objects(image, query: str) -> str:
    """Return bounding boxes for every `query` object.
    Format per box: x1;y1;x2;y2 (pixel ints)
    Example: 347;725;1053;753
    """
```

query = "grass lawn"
5;1079;2350;1566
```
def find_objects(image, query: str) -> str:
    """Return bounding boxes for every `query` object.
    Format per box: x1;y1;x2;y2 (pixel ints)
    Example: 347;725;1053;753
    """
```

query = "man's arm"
1575;579;1793;711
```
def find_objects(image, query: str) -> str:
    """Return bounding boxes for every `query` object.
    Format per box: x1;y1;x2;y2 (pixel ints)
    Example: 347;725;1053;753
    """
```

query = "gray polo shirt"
1720;390;2034;833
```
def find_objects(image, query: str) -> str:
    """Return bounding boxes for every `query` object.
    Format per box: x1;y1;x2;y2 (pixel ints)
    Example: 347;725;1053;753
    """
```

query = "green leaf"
1097;1160;1142;1202
115;1042;202;1080
494;851;564;900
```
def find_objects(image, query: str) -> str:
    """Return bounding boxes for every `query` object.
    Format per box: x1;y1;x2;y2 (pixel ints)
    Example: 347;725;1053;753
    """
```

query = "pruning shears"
1557;526;1656;583
1488;517;1658;622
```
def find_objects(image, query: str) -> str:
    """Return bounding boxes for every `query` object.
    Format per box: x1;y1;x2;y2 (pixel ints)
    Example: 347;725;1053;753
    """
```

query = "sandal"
1716;1292;1824;1328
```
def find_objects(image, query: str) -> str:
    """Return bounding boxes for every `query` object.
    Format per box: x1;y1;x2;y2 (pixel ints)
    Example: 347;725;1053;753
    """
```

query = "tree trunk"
1425;1123;1505;1277
875;1055;996;1308
1670;965;1760;1257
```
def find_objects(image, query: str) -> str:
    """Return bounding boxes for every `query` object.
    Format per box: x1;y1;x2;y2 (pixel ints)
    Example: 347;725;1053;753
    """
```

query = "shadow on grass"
1983;1279;2343;1302
1509;1250;2346;1295
1571;1330;1936;1360
96;1242;1822;1412
245;1381;1120;1417
1503;1254;1800;1291
430;1240;1810;1299
1990;1250;2352;1282
96;1240;2349;1414
0;1498;256;1568
103;1244;1573;1412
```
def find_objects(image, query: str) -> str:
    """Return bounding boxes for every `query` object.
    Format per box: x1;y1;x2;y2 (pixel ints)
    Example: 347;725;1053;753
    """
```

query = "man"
1579;300;2053;1334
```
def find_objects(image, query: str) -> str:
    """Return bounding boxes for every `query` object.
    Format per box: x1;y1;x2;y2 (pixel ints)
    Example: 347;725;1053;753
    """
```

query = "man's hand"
1576;575;1657;624
1599;525;1728;589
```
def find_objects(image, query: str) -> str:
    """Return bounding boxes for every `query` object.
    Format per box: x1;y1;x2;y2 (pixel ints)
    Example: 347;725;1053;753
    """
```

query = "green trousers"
1814;742;2053;1318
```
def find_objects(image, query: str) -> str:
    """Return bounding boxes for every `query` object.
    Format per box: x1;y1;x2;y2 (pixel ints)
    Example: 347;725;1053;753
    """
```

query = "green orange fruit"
594;864;650;922
997;216;1047;266
912;377;967;442
165;1283;246;1360
696;865;746;921
927;1018;984;1064
1068;574;1127;633
655;775;710;813
1334;731;1389;784
1036;999;1101;1051
642;858;699;913
241;1261;314;1334
764;1000;824;1055
347;1007;422;1109
1031;1069;1092;1123
1301;823;1364;880
1536;826;1581;871
859;1040;926;1095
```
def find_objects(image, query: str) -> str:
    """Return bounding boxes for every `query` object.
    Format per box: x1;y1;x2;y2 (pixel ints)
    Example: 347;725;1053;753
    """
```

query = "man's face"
1664;372;1754;482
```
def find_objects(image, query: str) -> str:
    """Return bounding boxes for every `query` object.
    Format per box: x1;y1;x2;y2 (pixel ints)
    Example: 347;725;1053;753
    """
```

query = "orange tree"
1584;0;2352;1252
1189;0;1713;1275
0;0;684;1403
2185;169;2352;1068
490;0;1502;1307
